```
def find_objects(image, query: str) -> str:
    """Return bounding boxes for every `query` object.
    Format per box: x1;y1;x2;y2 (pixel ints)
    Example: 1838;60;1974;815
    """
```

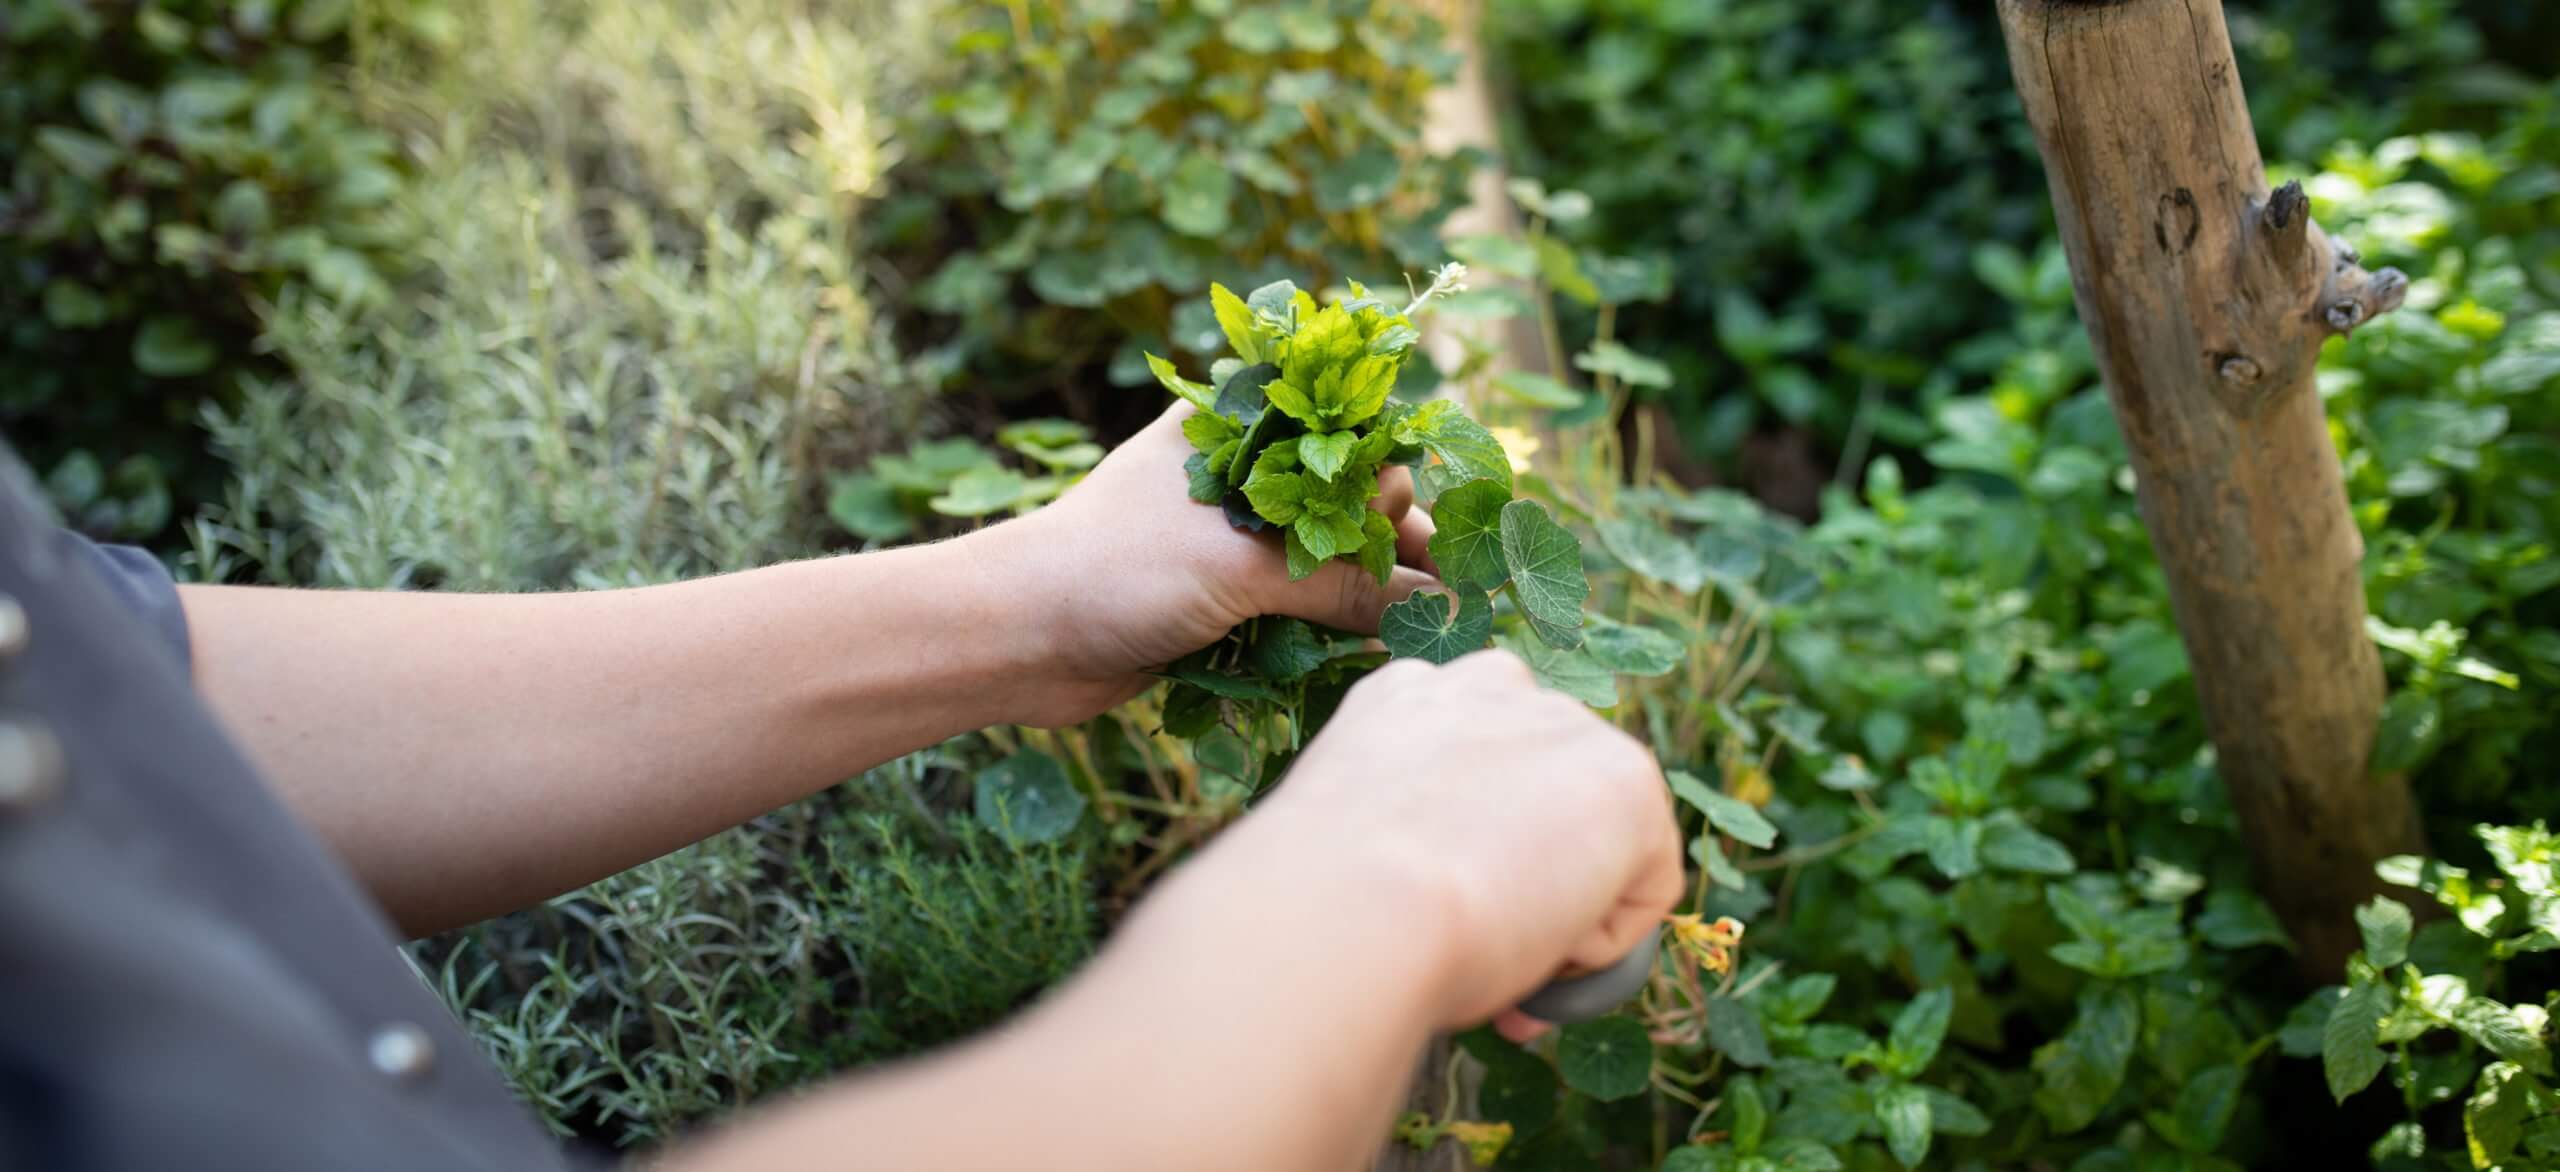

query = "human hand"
965;401;1441;727
1200;650;1685;1032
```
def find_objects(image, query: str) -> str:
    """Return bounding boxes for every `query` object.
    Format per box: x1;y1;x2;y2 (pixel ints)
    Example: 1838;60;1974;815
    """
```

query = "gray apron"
0;447;578;1171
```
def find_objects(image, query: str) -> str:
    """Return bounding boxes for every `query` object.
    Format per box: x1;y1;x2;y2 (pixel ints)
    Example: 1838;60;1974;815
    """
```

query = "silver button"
368;1022;436;1080
0;720;64;813
0;595;25;660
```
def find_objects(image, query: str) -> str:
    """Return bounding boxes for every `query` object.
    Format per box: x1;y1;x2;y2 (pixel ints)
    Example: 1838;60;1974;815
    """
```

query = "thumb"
1267;561;1438;635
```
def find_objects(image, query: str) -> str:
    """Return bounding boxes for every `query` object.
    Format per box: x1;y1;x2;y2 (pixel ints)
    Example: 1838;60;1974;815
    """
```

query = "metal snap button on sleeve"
368;1022;437;1080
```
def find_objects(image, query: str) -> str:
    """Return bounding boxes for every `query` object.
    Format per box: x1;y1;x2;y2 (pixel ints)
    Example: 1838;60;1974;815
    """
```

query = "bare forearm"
669;827;1450;1172
181;538;1043;935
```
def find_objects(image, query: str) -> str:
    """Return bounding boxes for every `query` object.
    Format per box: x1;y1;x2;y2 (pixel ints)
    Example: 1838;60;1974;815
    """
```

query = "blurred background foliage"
9;0;2559;1167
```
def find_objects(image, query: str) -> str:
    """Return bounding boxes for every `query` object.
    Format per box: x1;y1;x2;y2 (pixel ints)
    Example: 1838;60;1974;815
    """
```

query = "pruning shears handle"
1515;925;1662;1024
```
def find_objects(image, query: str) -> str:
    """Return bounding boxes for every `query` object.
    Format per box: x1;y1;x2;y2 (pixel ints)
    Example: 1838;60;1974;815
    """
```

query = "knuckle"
1455;647;1535;686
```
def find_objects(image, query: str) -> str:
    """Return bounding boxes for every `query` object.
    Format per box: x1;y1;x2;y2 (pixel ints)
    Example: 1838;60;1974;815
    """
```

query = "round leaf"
1556;1016;1653;1101
1499;499;1589;635
974;752;1087;844
1381;589;1493;665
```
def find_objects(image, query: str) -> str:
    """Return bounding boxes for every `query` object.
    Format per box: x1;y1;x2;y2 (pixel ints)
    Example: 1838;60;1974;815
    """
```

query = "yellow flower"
1728;762;1774;807
1667;913;1747;976
1491;425;1541;476
1444;1121;1514;1167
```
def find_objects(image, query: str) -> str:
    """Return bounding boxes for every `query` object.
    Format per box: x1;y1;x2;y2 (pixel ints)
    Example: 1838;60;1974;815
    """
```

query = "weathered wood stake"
1995;0;2425;977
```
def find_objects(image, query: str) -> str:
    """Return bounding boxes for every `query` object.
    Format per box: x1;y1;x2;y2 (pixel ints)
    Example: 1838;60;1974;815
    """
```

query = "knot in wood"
2217;354;2263;385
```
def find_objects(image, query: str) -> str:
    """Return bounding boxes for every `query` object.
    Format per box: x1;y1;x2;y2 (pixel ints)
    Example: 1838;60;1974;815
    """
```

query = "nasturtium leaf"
1420;411;1513;492
1874;1083;1933;1169
2033;984;2139;1132
1217;361;1279;424
1595;517;1708;594
1210;284;1266;365
1426;478;1510;591
1668;770;1778;848
1458;1027;1559;1134
1583;618;1682;676
974;751;1086;845
2358;897;2415;968
1162;151;1234;238
1149;352;1214;408
1381;589;1493;665
1494;370;1587;409
1299;430;1358;481
1500;499;1588;636
930;466;1036;516
2325;979;2394;1102
1706;995;1772;1067
1888;988;1954;1072
1246;619;1329;683
826;473;912;543
1512;637;1615;707
1556;1016;1653;1101
1980;811;2076;875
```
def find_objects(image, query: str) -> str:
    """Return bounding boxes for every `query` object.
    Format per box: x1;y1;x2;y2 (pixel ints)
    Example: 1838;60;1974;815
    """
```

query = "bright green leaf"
1427;478;1511;591
1500;499;1589;635
1381;590;1494;665
1874;1083;1932;1169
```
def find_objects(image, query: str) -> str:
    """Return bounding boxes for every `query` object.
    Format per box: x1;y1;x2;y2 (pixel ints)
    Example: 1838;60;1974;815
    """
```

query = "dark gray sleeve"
66;538;192;671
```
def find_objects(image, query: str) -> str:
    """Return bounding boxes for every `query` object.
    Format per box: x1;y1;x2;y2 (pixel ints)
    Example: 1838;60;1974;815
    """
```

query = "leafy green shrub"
2303;824;2557;1169
882;0;1471;413
1;0;425;540
1490;0;2043;466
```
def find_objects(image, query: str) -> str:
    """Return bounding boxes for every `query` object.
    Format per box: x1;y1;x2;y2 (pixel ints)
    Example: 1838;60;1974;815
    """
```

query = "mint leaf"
1874;1082;1932;1169
1210;283;1266;365
1294;509;1366;563
1888;988;1954;1073
1163;664;1282;703
2197;887;2293;951
1244;470;1308;524
1556;1016;1653;1101
1183;409;1242;454
1381;589;1493;665
2357;897;2414;967
2452;997;2550;1073
1500;499;1589;637
1668;770;1777;848
1216;361;1279;425
1420;411;1513;492
2466;1061;2540;1166
1184;452;1225;504
2151;1063;2243;1152
974;751;1086;845
1246;619;1328;683
1299;431;1358;481
1980;811;2075;875
1583;617;1682;676
1358;511;1396;585
1706;994;1771;1067
2324;979;2394;1102
1283;527;1320;580
1148;352;1215;409
1426;478;1510;591
2033;984;2138;1133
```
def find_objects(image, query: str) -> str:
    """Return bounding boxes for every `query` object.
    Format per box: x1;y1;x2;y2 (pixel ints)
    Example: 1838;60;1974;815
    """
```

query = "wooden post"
1995;0;2424;977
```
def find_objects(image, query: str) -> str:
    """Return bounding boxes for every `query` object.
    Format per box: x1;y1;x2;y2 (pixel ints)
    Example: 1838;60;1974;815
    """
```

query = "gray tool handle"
1515;925;1661;1024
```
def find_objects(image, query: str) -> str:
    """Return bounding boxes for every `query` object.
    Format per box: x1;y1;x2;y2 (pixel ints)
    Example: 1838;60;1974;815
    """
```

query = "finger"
1494;1011;1551;1044
1395;503;1437;572
1267;560;1437;635
1376;465;1415;523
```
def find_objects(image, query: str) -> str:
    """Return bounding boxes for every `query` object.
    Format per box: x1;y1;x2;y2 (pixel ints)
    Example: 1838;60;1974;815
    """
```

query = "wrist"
938;512;1087;726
